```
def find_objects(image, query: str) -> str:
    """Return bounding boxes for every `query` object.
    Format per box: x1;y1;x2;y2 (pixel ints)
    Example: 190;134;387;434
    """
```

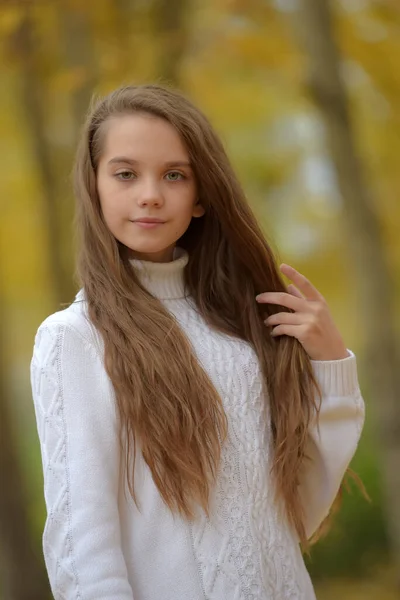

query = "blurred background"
0;0;399;598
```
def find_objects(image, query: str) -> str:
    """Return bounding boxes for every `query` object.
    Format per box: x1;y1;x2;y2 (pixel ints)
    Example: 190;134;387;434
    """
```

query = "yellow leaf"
50;66;88;94
0;6;23;36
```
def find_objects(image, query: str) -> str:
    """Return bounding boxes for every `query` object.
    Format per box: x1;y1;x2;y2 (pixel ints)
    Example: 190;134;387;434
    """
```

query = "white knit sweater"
30;248;365;600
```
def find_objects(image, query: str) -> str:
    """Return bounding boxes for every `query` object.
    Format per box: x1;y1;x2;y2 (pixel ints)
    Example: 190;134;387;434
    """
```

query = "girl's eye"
165;171;185;182
116;171;135;181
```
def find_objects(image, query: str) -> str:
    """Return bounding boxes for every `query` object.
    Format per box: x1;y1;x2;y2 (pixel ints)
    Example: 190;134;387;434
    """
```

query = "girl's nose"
136;179;164;208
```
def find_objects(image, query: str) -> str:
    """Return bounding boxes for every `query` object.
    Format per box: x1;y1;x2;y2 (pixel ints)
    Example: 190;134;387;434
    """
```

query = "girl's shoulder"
33;288;102;356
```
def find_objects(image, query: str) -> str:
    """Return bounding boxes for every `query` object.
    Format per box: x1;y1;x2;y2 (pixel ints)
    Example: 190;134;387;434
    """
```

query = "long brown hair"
73;84;336;546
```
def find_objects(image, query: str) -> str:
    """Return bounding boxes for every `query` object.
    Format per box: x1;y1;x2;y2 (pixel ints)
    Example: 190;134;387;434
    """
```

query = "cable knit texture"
30;247;365;600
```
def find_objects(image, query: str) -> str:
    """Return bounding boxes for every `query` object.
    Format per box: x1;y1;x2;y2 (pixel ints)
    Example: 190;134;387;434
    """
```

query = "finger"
270;324;305;338
287;284;303;299
256;291;307;312
280;264;324;301
264;312;304;326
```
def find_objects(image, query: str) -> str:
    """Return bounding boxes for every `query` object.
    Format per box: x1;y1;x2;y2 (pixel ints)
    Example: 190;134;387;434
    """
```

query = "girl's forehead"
99;114;189;162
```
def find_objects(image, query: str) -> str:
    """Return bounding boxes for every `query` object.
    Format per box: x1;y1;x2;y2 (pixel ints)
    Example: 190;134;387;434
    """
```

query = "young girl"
31;84;365;600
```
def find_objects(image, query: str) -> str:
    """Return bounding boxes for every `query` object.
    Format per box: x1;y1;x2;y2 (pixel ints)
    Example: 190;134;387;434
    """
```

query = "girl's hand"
256;264;349;361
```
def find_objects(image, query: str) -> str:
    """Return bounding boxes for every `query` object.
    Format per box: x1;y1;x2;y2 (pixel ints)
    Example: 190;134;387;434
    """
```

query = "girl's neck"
129;246;188;300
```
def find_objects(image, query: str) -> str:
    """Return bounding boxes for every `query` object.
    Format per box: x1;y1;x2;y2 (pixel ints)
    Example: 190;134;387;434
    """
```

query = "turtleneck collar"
128;246;189;300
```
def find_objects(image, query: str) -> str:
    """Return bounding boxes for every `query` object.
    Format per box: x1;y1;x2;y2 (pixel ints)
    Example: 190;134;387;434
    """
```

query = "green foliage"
307;396;390;579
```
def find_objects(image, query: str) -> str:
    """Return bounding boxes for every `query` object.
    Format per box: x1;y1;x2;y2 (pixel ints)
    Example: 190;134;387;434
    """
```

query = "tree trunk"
293;0;400;579
152;0;191;86
0;300;50;599
59;1;97;141
14;6;74;306
112;0;136;77
57;1;98;285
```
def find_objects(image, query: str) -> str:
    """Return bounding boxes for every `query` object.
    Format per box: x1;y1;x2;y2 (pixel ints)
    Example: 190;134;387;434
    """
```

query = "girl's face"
96;113;204;263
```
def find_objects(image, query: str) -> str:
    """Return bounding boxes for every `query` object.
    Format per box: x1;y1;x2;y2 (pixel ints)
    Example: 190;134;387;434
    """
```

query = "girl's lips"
133;221;164;229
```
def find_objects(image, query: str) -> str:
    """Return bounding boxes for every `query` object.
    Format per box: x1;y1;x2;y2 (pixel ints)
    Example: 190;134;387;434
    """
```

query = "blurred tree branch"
293;0;400;582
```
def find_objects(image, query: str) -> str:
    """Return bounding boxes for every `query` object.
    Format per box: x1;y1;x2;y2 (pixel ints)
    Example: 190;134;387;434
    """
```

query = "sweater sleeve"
30;318;134;599
299;350;365;540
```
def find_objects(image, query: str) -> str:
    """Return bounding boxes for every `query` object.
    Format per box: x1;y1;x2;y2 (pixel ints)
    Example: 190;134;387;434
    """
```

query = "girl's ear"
192;199;205;218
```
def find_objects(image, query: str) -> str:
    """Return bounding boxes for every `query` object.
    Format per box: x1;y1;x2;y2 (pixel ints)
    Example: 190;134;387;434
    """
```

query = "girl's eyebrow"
107;157;192;169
